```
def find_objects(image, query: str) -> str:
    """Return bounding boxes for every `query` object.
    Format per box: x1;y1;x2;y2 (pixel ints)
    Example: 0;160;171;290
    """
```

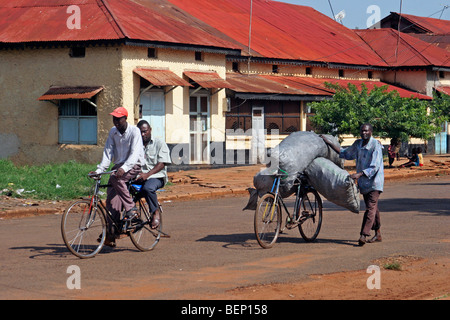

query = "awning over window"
436;86;450;96
38;86;103;101
134;67;192;87
184;70;232;88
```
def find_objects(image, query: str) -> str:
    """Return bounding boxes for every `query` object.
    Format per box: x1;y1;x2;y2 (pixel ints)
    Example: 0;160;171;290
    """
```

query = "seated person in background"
398;147;419;168
135;120;171;229
417;147;424;167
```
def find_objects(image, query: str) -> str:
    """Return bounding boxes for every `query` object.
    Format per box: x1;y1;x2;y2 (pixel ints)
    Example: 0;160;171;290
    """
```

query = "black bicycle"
254;168;323;249
61;170;168;258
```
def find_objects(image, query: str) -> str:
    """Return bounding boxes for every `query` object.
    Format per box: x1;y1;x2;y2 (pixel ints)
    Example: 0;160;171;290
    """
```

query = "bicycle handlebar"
88;170;117;179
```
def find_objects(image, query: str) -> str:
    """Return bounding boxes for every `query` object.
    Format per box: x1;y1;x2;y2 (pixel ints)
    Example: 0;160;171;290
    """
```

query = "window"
439;71;445;79
148;47;157;58
368;71;373;79
338;69;344;77
225;99;300;134
232;62;239;72
272;65;279;73
195;51;203;61
59;99;97;144
264;101;300;134
305;67;312;75
69;47;85;58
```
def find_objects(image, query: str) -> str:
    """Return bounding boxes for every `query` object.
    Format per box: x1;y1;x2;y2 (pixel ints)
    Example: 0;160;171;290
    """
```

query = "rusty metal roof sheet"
167;0;387;66
226;73;333;96
395;12;450;35
134;67;192;87
226;73;431;100
0;1;120;43
304;77;432;100
0;0;241;51
356;29;450;68
436;86;450;96
184;71;232;88
38;86;103;100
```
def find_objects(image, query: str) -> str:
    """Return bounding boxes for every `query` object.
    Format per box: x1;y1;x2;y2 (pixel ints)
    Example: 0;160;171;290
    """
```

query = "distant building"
0;0;446;166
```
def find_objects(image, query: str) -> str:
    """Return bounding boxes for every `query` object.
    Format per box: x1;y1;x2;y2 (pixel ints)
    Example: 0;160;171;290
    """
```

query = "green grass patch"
383;261;402;271
0;159;100;200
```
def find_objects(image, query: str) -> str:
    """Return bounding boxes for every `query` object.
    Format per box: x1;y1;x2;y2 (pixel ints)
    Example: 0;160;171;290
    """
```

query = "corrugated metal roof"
305;77;432;100
226;73;431;100
356;29;450;68
134;67;192;87
184;71;232;88
0;0;120;43
167;0;387;66
436;86;450;96
396;12;450;35
226;73;333;96
0;0;241;51
38;86;103;100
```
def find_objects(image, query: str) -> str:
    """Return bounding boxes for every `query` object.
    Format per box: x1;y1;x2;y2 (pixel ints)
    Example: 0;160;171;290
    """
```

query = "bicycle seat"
131;184;142;192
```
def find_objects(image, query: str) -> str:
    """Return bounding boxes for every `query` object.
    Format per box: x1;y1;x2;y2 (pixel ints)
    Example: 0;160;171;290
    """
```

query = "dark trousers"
361;190;381;236
140;178;164;214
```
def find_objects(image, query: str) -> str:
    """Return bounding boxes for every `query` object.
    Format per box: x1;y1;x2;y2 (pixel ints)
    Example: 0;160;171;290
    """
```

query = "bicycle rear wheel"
129;200;162;251
298;189;323;242
254;193;282;248
61;200;106;259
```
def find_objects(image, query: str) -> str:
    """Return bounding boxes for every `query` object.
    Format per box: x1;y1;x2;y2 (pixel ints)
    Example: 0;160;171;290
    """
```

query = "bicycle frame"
269;171;315;226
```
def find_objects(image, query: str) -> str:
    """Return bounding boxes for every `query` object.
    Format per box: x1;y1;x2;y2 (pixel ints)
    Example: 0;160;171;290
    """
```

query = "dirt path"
212;256;449;300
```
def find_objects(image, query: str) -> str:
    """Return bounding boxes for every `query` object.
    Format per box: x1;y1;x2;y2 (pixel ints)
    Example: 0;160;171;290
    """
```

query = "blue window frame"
58;99;97;145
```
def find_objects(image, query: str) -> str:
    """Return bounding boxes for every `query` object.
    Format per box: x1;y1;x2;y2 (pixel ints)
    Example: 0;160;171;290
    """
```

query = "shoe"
367;231;382;243
358;235;367;246
151;210;161;229
124;206;138;220
103;239;116;248
97;235;116;248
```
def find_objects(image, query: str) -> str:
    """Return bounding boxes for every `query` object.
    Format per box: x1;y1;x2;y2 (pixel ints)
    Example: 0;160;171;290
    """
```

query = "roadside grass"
0;159;101;200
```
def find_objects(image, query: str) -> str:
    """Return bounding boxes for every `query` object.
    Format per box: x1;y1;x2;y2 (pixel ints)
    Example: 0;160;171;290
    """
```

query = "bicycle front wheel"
129;200;162;251
298;189;323;242
254;193;282;249
61;200;106;259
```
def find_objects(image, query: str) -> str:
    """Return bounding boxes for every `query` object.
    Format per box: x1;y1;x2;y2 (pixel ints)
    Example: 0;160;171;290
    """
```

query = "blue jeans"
139;178;164;213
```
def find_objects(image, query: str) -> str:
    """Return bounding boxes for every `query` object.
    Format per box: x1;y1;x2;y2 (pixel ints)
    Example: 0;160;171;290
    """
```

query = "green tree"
310;82;443;142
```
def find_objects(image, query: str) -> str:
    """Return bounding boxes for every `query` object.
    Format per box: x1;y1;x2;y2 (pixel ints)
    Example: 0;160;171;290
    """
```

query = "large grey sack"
305;157;360;213
261;132;343;196
243;132;343;210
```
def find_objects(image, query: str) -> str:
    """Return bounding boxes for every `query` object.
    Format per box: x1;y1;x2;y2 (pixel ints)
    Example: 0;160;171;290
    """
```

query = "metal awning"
226;73;334;99
134;67;192;87
184;71;232;89
38;86;103;101
226;73;432;100
436;86;450;96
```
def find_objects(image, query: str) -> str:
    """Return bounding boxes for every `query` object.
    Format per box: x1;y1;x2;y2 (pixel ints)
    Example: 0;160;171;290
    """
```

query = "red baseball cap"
110;107;128;118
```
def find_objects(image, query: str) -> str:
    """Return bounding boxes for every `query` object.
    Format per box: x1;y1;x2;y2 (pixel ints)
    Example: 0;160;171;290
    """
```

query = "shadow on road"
197;232;357;249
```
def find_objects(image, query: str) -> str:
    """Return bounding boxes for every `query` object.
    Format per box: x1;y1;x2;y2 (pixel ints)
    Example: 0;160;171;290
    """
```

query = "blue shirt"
340;136;384;194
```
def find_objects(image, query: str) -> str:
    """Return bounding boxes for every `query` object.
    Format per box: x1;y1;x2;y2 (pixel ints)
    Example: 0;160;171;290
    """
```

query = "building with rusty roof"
0;0;446;165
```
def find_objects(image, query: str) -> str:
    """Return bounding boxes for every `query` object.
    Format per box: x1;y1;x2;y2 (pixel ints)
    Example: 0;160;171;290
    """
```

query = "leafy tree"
310;82;443;142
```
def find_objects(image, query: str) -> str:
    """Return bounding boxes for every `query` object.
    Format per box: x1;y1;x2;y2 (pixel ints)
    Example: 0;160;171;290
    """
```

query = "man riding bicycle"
135;120;171;230
90;107;144;247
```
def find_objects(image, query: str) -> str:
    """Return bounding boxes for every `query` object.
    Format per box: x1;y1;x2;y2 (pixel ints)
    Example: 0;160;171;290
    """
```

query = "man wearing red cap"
92;107;144;247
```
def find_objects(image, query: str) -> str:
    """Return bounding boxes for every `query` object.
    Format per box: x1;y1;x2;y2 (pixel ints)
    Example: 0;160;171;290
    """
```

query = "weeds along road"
0;174;448;300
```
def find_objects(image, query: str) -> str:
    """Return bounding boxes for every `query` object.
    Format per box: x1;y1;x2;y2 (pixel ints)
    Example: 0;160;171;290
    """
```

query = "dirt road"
0;174;448;301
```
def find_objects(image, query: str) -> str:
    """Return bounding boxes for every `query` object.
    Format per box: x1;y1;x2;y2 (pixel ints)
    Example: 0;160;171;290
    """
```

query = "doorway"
140;90;165;141
189;94;210;164
251;106;265;163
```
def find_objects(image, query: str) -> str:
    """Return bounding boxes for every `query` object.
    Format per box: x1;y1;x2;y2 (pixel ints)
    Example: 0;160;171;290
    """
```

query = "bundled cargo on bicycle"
245;131;360;214
247;131;361;248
